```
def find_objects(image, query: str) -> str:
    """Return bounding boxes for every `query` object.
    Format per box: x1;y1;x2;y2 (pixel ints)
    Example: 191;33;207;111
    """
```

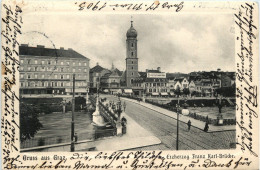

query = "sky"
21;13;235;73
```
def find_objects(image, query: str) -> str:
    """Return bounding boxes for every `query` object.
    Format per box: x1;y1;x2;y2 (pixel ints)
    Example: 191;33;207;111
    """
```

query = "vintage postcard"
1;0;259;169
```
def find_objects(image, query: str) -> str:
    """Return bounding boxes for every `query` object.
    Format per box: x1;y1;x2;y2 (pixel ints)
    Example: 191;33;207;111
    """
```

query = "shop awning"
124;89;133;93
117;89;122;94
152;92;159;96
65;88;86;93
103;89;109;92
161;92;168;96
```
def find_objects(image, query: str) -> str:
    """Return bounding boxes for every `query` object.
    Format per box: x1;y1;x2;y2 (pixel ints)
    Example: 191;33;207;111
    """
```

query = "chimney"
157;67;161;72
68;48;73;50
21;44;28;47
146;69;148;73
60;47;64;50
37;45;45;48
217;68;221;72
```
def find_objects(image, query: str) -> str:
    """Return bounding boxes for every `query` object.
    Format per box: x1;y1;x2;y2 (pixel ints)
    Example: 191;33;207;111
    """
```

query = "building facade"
19;45;90;97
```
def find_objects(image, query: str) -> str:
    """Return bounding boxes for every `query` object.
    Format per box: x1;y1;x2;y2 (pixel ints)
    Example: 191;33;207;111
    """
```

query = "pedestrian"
187;120;191;131
204;122;209;132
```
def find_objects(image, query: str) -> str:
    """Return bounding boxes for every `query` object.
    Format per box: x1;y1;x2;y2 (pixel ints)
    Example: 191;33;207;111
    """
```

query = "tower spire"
131;16;133;27
111;62;114;70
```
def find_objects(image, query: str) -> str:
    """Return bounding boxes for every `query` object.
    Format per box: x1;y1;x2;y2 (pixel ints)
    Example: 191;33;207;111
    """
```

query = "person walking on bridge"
187;120;191;131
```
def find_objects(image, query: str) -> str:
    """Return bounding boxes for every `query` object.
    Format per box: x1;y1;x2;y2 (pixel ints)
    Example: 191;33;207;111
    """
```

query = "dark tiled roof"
139;72;147;78
19;46;88;60
147;70;160;73
166;73;188;79
90;65;105;73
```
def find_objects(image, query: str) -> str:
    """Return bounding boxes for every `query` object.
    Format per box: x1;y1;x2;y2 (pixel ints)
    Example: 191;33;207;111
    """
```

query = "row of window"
19;66;88;73
145;83;168;87
20;59;87;66
148;89;169;93
20;81;87;87
20;73;87;79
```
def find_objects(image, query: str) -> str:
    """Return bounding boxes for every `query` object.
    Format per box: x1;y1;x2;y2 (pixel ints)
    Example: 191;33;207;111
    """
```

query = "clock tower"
126;20;139;87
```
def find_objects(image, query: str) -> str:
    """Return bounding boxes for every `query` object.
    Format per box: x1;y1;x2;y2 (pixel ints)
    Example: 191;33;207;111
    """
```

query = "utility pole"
71;74;75;152
176;97;180;150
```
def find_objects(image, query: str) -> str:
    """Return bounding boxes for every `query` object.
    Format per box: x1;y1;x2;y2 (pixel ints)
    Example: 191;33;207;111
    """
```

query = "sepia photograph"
18;13;237;152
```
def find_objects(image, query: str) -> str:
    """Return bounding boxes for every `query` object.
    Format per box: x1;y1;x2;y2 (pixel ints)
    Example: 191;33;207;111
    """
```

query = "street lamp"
217;94;223;125
86;82;90;105
71;74;75;152
176;97;180;150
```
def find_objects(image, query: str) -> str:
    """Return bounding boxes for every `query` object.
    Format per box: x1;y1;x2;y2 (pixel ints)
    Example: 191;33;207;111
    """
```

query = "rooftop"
19;45;89;60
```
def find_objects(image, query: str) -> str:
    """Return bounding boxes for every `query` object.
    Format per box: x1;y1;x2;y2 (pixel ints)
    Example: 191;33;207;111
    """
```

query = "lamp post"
86;82;90;104
176;97;180;150
71;74;75;152
217;94;223;125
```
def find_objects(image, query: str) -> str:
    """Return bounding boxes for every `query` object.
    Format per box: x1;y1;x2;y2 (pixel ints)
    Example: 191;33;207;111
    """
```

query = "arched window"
52;82;54;87
131;79;134;84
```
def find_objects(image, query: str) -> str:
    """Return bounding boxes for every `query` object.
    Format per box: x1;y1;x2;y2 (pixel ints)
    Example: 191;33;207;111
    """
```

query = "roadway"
102;95;235;150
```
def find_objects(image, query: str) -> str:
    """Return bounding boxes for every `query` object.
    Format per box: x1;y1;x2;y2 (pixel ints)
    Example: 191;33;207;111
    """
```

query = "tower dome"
126;21;137;38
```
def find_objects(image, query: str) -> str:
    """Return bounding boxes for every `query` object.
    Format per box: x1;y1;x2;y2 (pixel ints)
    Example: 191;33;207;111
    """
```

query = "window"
35;74;38;79
84;63;87;66
79;62;81;66
67;61;70;65
131;52;134;56
132;61;134;64
61;68;63;72
61;75;63;79
48;61;51;65
42;74;45;78
73;62;75;66
35;60;38;64
73;68;75;72
28;67;31;71
67;74;69;79
79;68;81;72
28;74;31;79
55;82;57;87
84;69;87;72
20;82;23;87
21;60;24;64
61;61;64;65
35;66;38;71
132;66;134;70
28;82;30;87
20;66;23;71
42;82;45;87
132;43;134;47
35;81;38;87
21;74;24;79
42;60;45;64
55;74;57;79
52;82;54;87
131;79;134;84
131;72;134;76
28;60;30;64
42;66;45;71
61;82;63;87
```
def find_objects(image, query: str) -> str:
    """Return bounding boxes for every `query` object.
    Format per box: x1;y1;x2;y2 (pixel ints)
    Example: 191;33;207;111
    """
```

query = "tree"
183;88;190;96
174;86;181;97
191;91;197;97
20;103;43;142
